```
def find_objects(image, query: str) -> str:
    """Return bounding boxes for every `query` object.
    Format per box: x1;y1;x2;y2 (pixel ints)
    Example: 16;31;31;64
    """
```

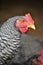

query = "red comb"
25;13;34;24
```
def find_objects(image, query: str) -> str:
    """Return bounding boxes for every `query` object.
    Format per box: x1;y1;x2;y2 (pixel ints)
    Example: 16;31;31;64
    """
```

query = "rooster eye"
22;19;25;22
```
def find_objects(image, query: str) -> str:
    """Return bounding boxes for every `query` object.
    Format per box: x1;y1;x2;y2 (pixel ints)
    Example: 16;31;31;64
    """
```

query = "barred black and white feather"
0;16;25;65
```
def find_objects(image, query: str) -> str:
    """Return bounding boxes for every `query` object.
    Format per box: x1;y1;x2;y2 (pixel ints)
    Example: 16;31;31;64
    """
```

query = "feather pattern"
0;16;25;65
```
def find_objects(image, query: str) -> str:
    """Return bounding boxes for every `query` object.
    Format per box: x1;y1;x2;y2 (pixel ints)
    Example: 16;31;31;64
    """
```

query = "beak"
27;24;35;30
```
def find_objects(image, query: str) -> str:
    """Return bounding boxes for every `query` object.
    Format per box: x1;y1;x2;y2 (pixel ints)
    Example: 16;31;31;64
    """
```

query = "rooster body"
0;14;43;65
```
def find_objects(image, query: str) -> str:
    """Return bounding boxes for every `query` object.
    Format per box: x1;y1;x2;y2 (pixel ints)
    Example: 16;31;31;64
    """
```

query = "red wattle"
19;27;29;33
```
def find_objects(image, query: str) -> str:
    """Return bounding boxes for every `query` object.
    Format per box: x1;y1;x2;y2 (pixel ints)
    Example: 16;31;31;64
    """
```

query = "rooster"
0;13;35;65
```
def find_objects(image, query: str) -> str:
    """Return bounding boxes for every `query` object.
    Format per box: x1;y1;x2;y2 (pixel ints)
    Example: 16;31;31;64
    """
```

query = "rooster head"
15;13;35;33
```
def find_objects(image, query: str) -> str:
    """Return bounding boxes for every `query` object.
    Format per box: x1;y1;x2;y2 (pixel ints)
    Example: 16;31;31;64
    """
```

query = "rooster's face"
15;13;35;33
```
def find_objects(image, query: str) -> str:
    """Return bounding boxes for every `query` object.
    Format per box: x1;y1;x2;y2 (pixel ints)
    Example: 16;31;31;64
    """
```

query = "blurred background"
0;0;43;41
